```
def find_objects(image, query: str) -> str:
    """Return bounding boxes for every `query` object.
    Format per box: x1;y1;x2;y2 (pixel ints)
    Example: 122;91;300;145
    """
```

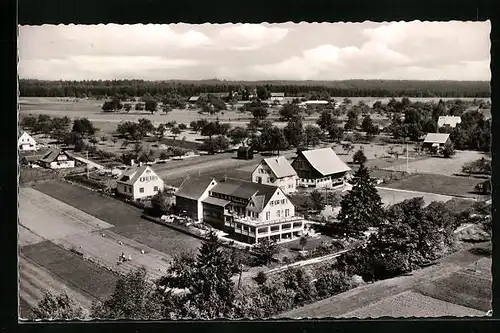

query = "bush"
314;271;351;298
254;271;267;285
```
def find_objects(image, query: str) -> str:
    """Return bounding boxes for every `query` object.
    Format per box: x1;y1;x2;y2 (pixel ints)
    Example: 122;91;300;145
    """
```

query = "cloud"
217;24;289;51
19;56;199;80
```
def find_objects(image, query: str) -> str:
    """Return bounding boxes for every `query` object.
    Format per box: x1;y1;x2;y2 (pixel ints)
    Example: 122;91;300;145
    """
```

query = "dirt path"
279;242;490;318
19;255;96;314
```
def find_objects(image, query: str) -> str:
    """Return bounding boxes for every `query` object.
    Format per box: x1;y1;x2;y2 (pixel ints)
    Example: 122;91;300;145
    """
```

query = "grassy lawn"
21;240;120;302
382;173;486;198
32;180;202;255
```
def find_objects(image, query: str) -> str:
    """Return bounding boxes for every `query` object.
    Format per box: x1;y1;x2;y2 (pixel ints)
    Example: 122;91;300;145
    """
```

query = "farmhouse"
291;148;351;188
252;156;298;194
116;164;164;200
270;92;285;103
422;133;451;151
18;132;38;151
39;149;76;169
175;176;304;244
437;116;462;128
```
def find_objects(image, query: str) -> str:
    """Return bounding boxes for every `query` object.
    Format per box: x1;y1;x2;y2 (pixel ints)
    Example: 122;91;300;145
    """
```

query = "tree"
310;190;325;211
33;292;86;320
352;149;367;166
201;122;219;138
228;127;248;145
328;124;344;143
304;125;323;147
314;271;351;298
214;135;230;152
157;123;166;141
261;126;289;155
283;268;317;306
442;142;455;158
72;118;97;137
344;110;359;131
124;103;132;112
254;238;279;265
432;99;447;121
190;120;200;132
171;127;182;141
92;267;165;320
317;109;336;132
361;115;378;135
144;99;158;114
256;86;271;100
178;123;187;130
279;104;301;121
336;165;385;238
252;106;269;121
211;98;227;113
254;271;267;285
150;188;175;216
283;119;305;149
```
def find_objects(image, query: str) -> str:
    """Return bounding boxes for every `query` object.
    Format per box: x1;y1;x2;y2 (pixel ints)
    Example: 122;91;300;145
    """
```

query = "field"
382;150;489;176
376;187;454;207
381;173;486;198
31;180;202;255
338;290;484;318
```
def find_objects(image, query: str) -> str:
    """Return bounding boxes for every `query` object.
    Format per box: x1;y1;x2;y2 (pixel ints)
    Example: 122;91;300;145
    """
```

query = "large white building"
175;176;304;245
437;116;462;128
116;164;165;200
252;156;298;194
291;148;351;188
18;132;38;151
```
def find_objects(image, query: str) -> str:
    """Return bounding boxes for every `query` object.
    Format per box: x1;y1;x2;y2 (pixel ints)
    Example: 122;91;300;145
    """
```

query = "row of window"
125;185;159;194
265;208;290;220
270;199;287;206
140;176;158;182
255;221;302;234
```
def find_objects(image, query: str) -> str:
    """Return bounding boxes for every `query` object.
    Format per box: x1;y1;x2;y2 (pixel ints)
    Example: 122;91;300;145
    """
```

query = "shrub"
254;271;267;285
314;271;351;298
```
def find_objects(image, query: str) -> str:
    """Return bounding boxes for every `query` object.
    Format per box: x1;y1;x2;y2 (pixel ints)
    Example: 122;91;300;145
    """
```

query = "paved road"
278;242;490;318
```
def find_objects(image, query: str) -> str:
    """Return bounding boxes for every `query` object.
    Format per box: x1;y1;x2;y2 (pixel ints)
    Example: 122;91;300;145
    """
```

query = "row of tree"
20;79;491;98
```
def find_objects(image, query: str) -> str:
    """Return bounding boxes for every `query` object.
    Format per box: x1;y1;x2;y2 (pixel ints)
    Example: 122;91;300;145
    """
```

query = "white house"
116;164;165;200
175;176;304;245
270;92;285;103
38;149;76;169
252;156;298;194
291;148;352;188
18;132;38;151
437;116;462;128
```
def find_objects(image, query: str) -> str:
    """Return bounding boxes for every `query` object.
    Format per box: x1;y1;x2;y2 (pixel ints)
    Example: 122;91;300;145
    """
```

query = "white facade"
18;132;38;151
196;180;218;221
117;166;165;200
48;159;75;169
297;174;349;189
252;162;297;194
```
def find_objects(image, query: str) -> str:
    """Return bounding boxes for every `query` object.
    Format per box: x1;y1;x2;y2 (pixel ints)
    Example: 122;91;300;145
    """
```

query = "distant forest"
19;79;491;98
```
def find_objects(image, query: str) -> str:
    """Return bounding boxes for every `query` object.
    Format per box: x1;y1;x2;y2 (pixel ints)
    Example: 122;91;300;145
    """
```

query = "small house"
237;146;254;160
18;132;38;151
38;149;76;169
270;92;285;103
437;116;461;128
422;133;451;151
252;156;298;194
116;164;164;200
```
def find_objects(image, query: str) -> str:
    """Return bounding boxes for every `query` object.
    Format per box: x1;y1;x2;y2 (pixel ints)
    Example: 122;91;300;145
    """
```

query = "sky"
18;21;491;81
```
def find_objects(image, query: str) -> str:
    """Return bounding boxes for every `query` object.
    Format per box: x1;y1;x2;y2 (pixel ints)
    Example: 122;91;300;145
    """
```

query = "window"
285;209;290;217
257;227;268;234
269;178;275;182
276;210;281;218
271;225;280;232
282;223;291;230
154;186;158;192
256;213;259;219
293;222;302;228
139;187;144;193
140;177;144;182
266;212;270;220
281;199;285;204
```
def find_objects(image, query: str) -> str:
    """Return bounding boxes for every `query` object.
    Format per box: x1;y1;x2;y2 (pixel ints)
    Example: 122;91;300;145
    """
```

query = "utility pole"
86;151;89;179
406;142;409;174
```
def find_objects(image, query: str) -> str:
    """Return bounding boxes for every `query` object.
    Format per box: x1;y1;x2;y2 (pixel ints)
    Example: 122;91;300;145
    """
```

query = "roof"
22;154;44;162
263;156;297;178
117;165;150;186
211;177;278;210
19;131;36;143
423;133;450;144
238;146;252;152
202;197;231;207
298;148;351;176
175;175;216;201
188;96;200;102
39;149;70;163
270;92;285;97
437;116;461;128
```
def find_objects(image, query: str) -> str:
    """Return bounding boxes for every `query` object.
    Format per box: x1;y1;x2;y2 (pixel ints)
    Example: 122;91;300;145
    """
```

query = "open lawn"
376;187;454;207
21;241;119;303
382;173;487;199
31;180;202;255
383;150;488;177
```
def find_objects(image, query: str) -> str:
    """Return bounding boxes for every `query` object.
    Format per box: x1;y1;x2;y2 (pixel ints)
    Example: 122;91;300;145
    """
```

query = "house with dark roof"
291;147;351;188
252;156;298;194
38;149;76;169
116;164;164;200
175;176;304;244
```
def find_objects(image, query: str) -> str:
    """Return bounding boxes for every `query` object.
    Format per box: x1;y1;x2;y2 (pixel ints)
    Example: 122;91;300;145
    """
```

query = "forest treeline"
19;79;491;98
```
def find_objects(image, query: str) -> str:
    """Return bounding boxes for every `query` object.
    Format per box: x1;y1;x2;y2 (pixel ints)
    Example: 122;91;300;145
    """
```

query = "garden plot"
53;230;171;282
18;187;114;241
382;150;488;176
338;290;484;318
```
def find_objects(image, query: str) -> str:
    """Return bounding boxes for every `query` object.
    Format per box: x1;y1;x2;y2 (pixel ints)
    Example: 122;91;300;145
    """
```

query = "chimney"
130;159;135;166
139;161;143;167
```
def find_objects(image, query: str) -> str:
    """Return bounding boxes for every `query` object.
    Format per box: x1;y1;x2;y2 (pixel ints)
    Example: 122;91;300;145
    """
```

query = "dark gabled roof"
238;146;252;152
175;175;216;201
211;177;278;209
39;149;72;163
